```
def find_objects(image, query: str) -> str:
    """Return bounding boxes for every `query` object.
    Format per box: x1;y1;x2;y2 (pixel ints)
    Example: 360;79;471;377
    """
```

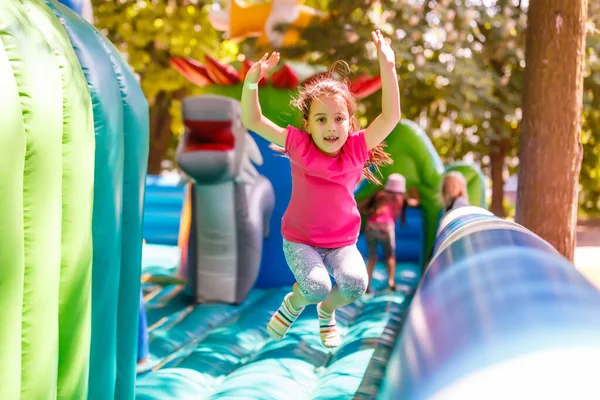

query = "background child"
240;30;401;348
425;171;471;266
361;173;419;293
441;171;470;213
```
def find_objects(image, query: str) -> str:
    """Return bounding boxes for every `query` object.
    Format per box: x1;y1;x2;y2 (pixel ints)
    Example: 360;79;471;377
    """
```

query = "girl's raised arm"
241;52;288;147
364;30;401;151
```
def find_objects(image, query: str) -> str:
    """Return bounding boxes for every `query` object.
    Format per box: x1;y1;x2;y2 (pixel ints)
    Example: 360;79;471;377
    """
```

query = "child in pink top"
361;174;419;293
241;30;401;348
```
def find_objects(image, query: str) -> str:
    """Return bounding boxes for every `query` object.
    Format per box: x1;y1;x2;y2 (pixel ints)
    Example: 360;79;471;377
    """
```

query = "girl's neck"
318;147;339;157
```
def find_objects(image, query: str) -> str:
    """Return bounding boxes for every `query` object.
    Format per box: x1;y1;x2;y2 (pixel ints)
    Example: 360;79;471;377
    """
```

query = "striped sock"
266;293;303;341
317;303;340;348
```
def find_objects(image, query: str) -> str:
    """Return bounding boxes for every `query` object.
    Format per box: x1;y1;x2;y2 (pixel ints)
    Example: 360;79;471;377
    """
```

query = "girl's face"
304;94;351;156
377;191;404;209
384;191;404;200
394;192;405;202
444;177;463;204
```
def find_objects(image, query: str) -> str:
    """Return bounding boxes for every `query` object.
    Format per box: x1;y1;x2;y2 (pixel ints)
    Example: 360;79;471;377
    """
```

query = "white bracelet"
245;81;258;90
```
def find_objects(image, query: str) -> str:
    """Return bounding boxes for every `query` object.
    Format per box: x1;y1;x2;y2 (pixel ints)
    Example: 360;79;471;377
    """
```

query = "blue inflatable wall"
143;175;186;246
246;132;295;287
57;0;93;22
379;206;600;399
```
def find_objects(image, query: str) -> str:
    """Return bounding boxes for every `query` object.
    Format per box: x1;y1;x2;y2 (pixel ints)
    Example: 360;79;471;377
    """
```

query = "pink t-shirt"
367;192;404;225
281;125;369;248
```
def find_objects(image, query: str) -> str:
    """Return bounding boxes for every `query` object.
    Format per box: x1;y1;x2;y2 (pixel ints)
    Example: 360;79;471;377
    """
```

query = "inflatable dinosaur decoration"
175;94;276;304
171;54;487;276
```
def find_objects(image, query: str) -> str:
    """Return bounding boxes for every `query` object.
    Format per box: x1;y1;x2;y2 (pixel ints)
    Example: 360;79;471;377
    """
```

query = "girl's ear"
303;119;310;134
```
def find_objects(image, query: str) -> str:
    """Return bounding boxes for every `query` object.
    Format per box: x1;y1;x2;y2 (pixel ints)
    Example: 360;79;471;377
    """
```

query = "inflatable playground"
2;1;600;399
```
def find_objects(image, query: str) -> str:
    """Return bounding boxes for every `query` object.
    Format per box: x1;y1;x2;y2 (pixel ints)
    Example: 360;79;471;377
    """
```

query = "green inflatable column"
24;1;96;398
0;2;64;398
0;33;26;400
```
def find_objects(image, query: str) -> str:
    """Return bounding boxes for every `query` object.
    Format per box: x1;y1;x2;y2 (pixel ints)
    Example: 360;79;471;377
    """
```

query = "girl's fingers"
373;29;388;48
371;30;379;45
266;52;280;69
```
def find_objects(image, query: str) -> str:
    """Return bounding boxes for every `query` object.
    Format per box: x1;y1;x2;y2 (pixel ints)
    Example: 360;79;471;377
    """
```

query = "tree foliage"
581;31;600;215
92;0;239;172
92;0;600;215
278;0;600;216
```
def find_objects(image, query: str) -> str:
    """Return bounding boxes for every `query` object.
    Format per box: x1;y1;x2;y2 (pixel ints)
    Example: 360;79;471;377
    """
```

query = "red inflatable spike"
169;57;213;87
204;55;241;85
349;75;382;99
270;63;300;89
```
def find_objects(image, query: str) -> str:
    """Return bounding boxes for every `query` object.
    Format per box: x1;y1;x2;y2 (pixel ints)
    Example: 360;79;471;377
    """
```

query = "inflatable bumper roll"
378;206;600;399
176;95;275;304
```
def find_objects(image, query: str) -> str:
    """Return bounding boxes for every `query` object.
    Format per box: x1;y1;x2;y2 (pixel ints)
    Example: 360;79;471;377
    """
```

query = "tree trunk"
147;89;185;175
516;0;588;261
490;138;507;218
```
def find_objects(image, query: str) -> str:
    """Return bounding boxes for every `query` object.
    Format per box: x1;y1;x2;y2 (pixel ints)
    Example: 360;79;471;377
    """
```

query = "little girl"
361;173;419;293
441;171;470;214
241;30;401;348
426;171;471;264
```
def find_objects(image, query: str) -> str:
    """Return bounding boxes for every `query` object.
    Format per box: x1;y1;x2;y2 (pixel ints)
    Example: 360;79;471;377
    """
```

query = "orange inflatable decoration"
208;0;329;48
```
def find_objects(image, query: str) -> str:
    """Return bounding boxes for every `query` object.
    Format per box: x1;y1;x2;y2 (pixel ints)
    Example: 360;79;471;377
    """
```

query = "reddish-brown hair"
271;61;392;184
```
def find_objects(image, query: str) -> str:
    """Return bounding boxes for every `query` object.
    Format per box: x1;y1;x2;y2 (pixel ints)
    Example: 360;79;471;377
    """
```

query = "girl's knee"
337;270;368;300
297;269;331;302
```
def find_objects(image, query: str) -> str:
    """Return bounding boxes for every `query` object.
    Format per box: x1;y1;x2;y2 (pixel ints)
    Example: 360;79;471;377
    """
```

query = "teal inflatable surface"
137;244;421;399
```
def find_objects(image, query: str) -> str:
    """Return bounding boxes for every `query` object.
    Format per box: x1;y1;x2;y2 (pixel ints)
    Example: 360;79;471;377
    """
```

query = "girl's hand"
371;30;395;66
245;52;280;84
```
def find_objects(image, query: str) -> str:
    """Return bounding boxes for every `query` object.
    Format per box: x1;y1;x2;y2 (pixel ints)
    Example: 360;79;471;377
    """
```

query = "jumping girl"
241;30;401;348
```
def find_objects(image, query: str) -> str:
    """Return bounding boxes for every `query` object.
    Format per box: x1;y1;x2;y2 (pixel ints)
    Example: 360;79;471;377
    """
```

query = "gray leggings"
283;239;368;302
